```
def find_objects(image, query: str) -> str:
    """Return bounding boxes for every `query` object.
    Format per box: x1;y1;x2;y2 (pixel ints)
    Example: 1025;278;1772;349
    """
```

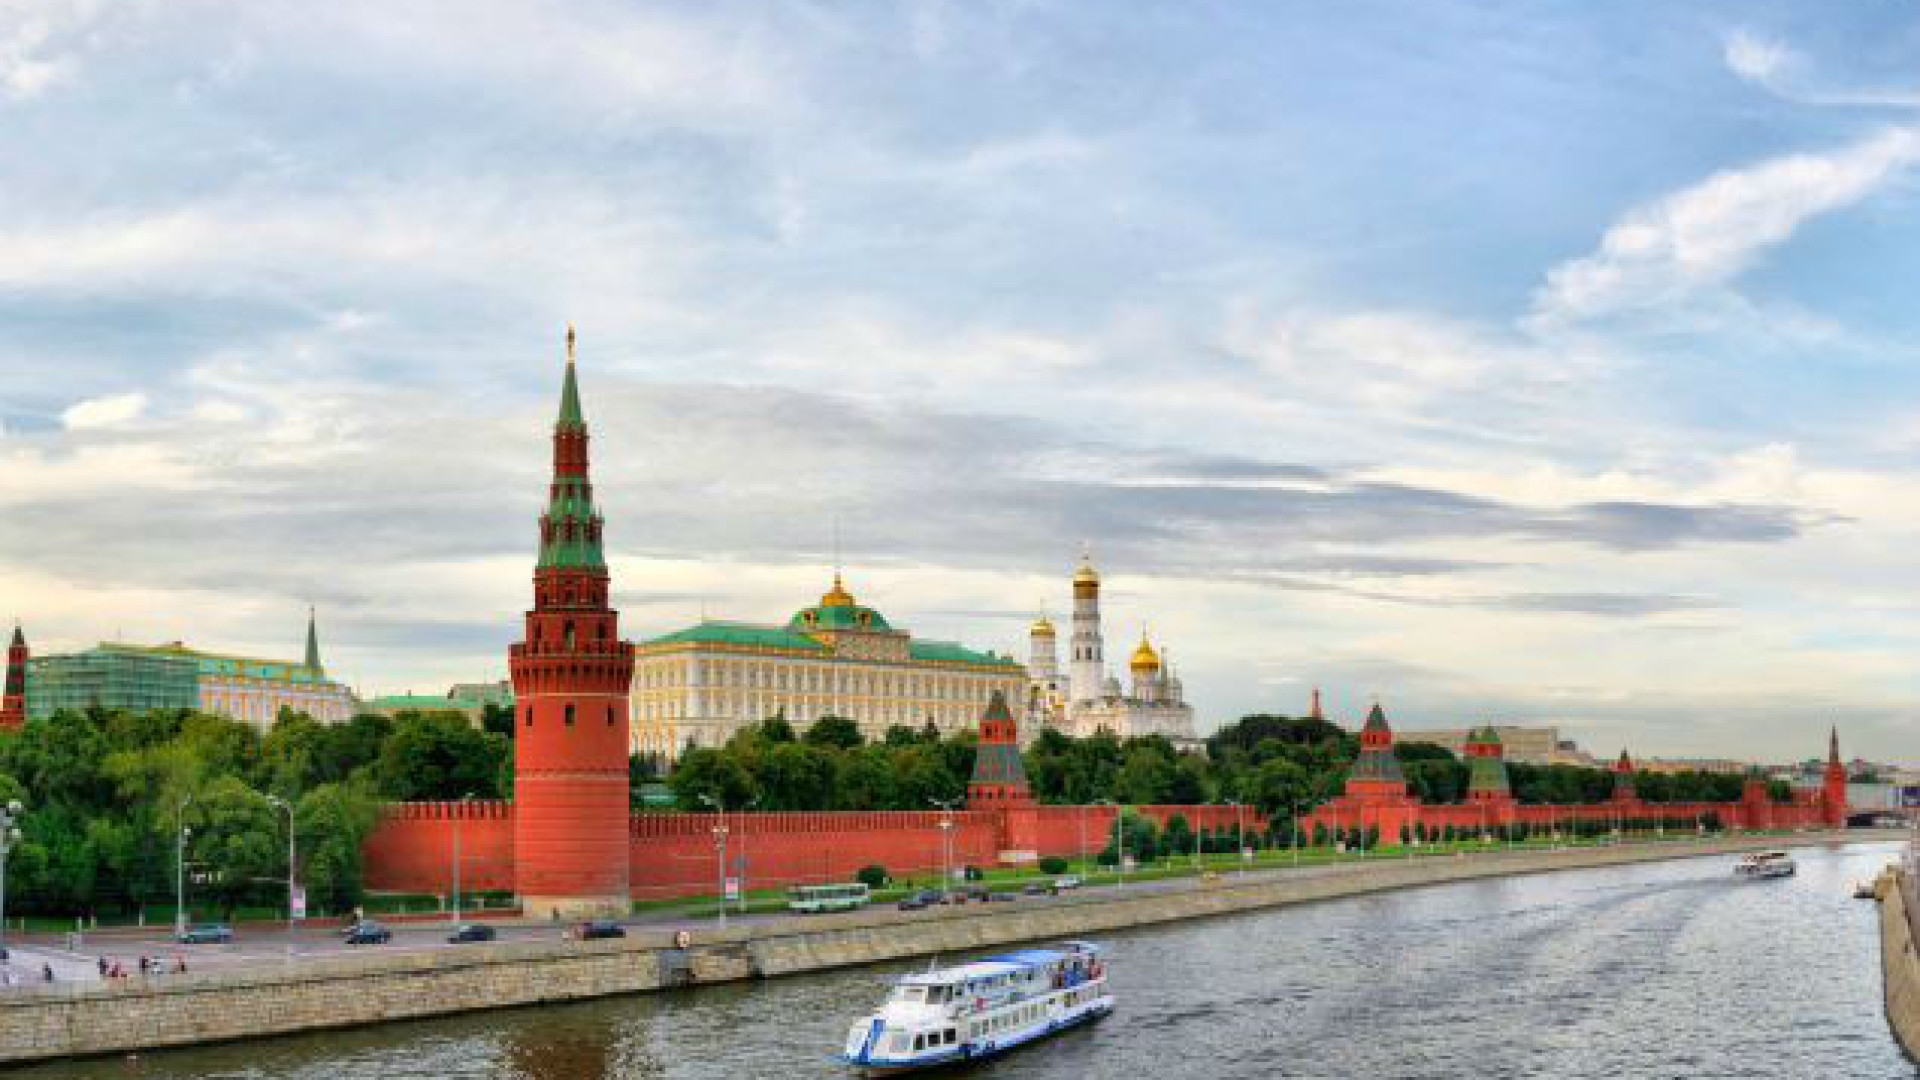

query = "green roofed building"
365;680;512;727
27;612;356;730
629;573;1027;761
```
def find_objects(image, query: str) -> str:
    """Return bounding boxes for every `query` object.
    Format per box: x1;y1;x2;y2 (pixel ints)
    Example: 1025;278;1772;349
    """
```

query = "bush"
855;864;887;889
1038;855;1069;875
962;865;984;882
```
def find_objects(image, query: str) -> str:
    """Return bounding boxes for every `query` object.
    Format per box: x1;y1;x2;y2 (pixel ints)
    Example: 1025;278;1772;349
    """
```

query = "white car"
1053;876;1082;891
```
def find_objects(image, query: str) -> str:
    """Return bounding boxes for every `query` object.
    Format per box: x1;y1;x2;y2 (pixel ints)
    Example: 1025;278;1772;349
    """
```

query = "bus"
787;882;871;913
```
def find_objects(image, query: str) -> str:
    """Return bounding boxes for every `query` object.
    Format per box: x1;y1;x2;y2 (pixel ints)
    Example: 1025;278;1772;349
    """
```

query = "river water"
24;842;1913;1080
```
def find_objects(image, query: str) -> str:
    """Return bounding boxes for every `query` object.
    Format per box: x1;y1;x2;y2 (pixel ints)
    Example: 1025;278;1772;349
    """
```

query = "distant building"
1399;724;1590;766
26;612;355;730
365;680;513;726
1;624;27;730
1639;757;1746;776
1030;553;1197;746
628;574;1027;761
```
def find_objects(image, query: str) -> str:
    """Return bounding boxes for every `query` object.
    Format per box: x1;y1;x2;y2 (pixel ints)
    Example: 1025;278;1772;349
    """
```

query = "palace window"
564;704;575;727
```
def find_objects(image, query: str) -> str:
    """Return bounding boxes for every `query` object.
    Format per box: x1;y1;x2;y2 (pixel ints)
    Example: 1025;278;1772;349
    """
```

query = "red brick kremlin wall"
361;802;1275;900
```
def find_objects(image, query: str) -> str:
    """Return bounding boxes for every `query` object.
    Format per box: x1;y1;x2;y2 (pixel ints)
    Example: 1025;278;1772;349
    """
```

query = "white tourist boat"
1735;851;1796;879
842;941;1113;1074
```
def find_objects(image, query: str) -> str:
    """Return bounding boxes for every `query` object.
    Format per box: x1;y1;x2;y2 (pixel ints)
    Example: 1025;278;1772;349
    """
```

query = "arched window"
606;706;615;726
564;622;576;649
524;708;533;728
564;703;575;727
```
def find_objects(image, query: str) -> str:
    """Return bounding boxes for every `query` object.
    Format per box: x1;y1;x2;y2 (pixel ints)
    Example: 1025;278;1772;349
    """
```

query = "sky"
2;1;1918;763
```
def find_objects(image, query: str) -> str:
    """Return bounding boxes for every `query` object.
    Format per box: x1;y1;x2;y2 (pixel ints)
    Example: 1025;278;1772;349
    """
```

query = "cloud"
1530;127;1920;326
1723;29;1794;88
60;392;147;430
0;0;94;101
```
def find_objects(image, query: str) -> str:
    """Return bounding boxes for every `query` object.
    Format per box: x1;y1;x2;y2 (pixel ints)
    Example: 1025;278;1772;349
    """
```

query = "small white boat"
842;941;1112;1075
1735;851;1796;879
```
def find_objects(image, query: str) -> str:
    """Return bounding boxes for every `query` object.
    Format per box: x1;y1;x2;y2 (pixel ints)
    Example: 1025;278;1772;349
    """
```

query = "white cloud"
61;392;148;430
1529;127;1920;327
0;0;93;101
1723;29;1793;88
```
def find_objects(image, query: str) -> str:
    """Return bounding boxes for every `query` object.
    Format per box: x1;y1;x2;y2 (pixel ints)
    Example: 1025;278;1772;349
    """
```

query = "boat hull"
849;999;1112;1076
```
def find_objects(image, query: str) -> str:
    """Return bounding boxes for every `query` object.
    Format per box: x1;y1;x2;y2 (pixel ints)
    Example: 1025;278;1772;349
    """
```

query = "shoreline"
0;829;1893;1067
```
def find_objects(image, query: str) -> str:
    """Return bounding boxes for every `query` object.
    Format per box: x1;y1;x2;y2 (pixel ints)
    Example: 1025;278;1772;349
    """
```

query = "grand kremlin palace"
629;574;1026;761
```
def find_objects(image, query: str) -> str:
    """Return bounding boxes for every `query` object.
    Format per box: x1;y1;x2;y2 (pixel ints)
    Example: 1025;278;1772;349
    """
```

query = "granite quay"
1882;864;1920;1064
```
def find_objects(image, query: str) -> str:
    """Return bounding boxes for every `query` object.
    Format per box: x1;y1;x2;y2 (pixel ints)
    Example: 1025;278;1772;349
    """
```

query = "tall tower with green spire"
509;325;636;918
303;607;323;675
1;624;26;730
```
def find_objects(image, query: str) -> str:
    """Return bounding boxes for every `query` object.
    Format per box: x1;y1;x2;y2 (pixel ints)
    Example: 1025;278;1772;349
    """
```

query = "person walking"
41;963;52;983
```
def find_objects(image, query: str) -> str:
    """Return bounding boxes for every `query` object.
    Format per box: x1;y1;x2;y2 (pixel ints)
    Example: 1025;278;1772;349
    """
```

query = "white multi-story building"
628;574;1028;762
1028;554;1197;746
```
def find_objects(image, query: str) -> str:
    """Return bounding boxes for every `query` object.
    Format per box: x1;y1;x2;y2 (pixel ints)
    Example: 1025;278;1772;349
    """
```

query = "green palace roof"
786;574;894;633
645;621;826;652
100;642;331;686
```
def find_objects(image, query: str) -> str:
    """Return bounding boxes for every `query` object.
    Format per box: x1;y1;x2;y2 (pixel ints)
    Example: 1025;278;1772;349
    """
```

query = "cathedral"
1026;553;1199;748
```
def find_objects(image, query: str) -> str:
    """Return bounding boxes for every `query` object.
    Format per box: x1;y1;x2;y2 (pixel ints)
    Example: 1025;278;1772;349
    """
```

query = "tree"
297;781;381;913
189;775;280;919
1162;814;1195;856
856;864;888;889
372;712;509;801
803;714;863;751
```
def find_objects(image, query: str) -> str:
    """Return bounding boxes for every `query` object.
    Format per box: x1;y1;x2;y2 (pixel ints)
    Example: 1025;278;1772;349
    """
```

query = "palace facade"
629;575;1027;761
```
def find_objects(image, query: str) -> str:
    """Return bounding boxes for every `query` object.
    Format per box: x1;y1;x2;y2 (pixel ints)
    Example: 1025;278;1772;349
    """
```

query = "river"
21;841;1912;1080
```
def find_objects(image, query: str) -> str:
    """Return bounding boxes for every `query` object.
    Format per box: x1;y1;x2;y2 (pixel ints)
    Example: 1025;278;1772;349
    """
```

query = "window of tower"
525;707;533;728
564;703;575;727
565;622;576;649
606;706;615;726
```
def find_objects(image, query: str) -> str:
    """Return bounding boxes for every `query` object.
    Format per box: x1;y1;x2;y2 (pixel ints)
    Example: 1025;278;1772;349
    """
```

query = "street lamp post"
174;795;194;938
699;794;729;929
266;795;296;948
931;798;959;902
0;800;23;958
451;793;474;923
1228;800;1246;877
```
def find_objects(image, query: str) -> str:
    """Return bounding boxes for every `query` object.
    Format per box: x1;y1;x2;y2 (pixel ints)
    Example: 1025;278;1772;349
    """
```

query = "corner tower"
1;624;26;730
508;327;637;918
1822;726;1848;828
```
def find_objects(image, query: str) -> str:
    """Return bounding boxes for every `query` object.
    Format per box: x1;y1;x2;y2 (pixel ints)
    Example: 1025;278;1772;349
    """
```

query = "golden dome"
1029;615;1055;636
1072;560;1099;587
1129;634;1160;671
820;572;856;608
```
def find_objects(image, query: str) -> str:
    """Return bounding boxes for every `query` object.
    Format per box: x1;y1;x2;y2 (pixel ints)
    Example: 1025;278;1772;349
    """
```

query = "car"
1022;882;1050;896
344;921;391;945
577;920;625;940
987;892;1018;903
447;923;497;944
896;896;929;911
1053;876;1082;891
176;923;232;945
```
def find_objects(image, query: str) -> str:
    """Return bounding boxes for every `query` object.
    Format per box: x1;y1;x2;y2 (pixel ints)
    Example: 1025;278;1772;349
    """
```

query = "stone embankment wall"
1883;869;1920;1063
0;831;1870;1066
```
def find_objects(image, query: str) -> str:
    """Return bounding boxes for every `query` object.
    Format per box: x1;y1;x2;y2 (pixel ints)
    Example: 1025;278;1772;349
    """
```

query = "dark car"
577;920;625;940
987;892;1018;902
897;895;928;911
1022;882;1050;896
447;923;497;944
344;921;391;945
176;923;232;945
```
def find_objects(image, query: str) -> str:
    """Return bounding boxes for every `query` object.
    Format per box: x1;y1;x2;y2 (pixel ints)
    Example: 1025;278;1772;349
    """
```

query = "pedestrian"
96;956;107;978
41;963;53;983
173;955;186;974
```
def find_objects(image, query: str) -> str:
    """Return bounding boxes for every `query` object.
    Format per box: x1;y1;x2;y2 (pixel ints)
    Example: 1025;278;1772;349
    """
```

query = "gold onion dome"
820;572;856;608
1030;615;1055;636
1073;560;1099;587
1129;634;1160;671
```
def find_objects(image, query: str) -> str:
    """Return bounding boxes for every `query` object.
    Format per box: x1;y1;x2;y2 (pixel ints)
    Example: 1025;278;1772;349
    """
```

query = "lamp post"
0;800;22;958
265;795;296;949
736;796;760;914
450;793;474;923
699;794;729;929
931;797;959;902
1094;799;1120;887
174;794;194;938
1228;800;1246;877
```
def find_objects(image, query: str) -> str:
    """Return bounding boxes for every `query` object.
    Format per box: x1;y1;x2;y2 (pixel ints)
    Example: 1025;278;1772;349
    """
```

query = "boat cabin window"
898;986;927;1004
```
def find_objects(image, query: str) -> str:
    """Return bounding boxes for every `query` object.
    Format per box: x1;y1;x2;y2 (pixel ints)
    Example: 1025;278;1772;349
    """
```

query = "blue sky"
2;1;1918;762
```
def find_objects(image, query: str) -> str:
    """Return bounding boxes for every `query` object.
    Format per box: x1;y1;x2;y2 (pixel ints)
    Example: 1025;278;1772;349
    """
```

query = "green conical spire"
304;607;323;673
558;324;584;430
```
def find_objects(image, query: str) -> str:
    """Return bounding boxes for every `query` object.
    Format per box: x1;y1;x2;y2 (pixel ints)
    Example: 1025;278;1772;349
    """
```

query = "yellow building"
629;574;1027;761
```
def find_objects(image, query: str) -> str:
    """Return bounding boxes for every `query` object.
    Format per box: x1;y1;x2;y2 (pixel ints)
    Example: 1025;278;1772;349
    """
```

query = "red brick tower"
1610;748;1636;803
1345;702;1408;799
1;624;26;730
967;690;1038;860
1822;726;1848;828
508;328;636;918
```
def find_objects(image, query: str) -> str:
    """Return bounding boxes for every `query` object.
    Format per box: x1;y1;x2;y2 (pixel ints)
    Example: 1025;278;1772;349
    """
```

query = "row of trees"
0;706;511;919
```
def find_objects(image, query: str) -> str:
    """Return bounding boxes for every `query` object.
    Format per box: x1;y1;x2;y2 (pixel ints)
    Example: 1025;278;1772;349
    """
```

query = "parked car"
176;923;232;945
577;920;625;940
1053;876;1082;891
987;892;1018;903
897;895;929;911
447;923;497;944
344;921;391;945
1022;882;1051;896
